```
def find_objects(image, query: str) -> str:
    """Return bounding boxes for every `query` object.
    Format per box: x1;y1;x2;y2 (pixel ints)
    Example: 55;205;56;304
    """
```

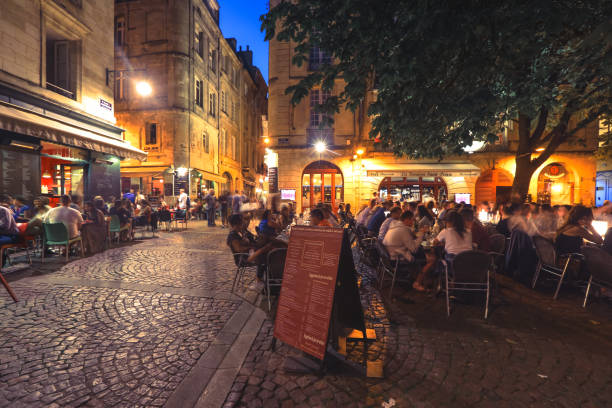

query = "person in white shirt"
44;195;83;239
378;206;402;241
434;210;473;256
383;210;427;262
178;189;188;210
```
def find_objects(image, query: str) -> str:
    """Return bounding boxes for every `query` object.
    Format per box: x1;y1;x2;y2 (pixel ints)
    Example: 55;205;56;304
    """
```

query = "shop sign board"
366;169;480;178
274;226;365;360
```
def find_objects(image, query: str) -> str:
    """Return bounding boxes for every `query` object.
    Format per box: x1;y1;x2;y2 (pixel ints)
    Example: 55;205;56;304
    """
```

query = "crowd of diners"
347;193;612;293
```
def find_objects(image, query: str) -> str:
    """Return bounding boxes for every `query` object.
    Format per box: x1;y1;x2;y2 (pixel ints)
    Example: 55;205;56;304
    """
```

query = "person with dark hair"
383;210;427;262
344;203;353;219
533;203;557;240
82;201;106;254
69;194;82;212
416;204;435;229
258;209;282;236
0;194;19;244
378;206;402;241
556;205;602;255
460;208;490;251
310;208;331;227
496;203;512;237
204;190;217;227
367;200;393;235
43;195;83;239
219;191;230;228
10;196;30;221
109;200;131;240
434;210;472;256
93;196;108;215
227;214;257;254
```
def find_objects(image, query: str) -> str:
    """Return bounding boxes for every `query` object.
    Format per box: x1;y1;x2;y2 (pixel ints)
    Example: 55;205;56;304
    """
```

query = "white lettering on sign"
99;98;113;111
366;170;480;178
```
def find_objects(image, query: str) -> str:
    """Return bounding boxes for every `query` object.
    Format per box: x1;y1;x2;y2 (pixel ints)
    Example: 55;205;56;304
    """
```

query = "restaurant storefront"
0;95;146;202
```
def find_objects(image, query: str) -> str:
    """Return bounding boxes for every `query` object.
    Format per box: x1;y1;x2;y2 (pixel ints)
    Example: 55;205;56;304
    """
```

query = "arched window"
302;161;343;211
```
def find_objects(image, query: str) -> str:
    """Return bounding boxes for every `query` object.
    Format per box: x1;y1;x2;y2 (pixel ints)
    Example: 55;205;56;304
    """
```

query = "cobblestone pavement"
225;254;612;408
0;222;248;408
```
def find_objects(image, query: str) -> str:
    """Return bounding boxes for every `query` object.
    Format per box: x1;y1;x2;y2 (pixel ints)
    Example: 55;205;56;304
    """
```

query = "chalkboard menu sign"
0;147;40;200
88;157;120;200
174;175;188;195
273;226;365;360
268;167;278;193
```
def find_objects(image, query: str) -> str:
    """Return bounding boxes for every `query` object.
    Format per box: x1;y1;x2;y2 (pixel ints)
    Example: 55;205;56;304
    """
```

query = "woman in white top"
435;211;473;255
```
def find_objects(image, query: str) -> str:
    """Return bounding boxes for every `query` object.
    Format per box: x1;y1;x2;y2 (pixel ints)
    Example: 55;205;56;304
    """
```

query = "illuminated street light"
135;81;153;97
264;137;270;144
356;148;365;156
176;167;188;177
535;147;545;152
314;141;326;153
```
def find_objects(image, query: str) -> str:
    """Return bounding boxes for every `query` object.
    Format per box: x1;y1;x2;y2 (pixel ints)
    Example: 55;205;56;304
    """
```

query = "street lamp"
135;81;153;97
356;148;365;156
314;141;326;153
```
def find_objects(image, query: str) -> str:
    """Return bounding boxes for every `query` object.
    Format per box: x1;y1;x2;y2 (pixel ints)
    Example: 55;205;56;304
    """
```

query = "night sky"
219;0;269;83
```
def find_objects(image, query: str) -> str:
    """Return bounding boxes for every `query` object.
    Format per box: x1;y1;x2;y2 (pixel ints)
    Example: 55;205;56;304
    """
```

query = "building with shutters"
0;0;145;205
114;0;267;200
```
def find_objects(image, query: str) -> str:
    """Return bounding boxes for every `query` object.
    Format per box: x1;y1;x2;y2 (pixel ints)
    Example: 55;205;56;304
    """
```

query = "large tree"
262;0;612;199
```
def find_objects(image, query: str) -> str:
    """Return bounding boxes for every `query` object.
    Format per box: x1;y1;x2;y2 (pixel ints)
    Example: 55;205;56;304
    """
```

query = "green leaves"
263;0;612;160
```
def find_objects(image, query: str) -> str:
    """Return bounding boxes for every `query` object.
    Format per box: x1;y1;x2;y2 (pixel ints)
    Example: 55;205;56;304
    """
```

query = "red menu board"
273;226;344;360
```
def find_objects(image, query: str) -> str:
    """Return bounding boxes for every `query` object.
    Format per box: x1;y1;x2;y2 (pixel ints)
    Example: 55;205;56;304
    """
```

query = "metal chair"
445;250;492;319
175;210;188;230
532;236;582;300
231;252;257;294
265;248;287;311
355;224;377;271
42;223;84;263
581;245;612;308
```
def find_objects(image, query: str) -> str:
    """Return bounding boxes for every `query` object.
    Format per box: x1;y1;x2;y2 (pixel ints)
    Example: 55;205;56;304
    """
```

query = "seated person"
378;206;402;241
25;196;51;236
459;208;490;251
383;210;427;263
310;208;332;227
603;228;612;256
110;200;131;226
0;195;19;244
227;214;257;255
434;211;473;276
555;205;603;255
368;201;393;236
10;196;30;221
43;195;83;239
82;201;106;254
258;210;282;238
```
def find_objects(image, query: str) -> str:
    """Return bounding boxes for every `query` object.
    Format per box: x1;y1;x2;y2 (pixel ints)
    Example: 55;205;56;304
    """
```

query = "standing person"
122;189;135;204
204;190;217;227
344;203;353;219
178;189;189;211
219;192;230;228
232;190;243;215
43;195;83;240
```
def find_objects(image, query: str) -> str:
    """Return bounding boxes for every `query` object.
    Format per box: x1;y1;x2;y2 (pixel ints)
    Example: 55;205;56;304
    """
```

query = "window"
220;90;226;113
115;71;128;100
209;92;216;117
209;48;217;73
203;132;209;153
115;16;126;46
146;123;159;145
310;90;331;127
220;129;226;154
232;135;237;160
195;79;203;107
46;37;76;99
309;47;331;71
194;30;203;57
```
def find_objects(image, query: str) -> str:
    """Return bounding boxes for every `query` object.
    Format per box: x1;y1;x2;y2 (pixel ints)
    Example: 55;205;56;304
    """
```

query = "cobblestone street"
1;223;612;408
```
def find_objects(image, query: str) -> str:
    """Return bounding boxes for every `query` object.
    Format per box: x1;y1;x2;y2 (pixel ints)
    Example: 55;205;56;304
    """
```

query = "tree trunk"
511;113;535;202
511;153;535;202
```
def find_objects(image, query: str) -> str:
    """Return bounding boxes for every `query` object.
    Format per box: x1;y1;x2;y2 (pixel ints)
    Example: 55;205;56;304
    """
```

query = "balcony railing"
46;82;75;100
307;128;334;146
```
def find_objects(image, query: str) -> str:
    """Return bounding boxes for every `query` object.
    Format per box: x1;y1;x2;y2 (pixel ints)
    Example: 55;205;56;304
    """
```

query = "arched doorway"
537;163;574;205
475;169;513;205
221;172;233;194
378;177;447;202
302;161;344;211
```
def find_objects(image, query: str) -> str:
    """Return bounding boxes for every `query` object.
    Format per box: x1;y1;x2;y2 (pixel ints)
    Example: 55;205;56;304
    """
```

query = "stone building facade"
115;0;267;199
267;0;598;213
0;0;144;204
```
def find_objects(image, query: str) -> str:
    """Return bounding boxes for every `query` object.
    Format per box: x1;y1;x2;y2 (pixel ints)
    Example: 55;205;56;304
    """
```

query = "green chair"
42;223;85;263
109;215;131;244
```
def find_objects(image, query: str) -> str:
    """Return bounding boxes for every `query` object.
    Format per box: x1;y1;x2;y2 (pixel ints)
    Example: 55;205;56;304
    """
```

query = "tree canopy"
262;0;612;197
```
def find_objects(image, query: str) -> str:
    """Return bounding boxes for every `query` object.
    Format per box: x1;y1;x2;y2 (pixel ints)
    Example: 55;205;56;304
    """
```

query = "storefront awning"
194;169;226;184
0;102;147;161
366;163;481;178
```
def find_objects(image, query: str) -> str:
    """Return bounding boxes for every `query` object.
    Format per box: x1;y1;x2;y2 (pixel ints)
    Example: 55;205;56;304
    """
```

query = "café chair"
175;210;188;230
231;252;257;294
445;250;492;319
375;241;399;294
42;223;85;263
109;215;131;244
0;223;34;268
265;248;287;312
158;209;173;231
581;246;612;308
532;236;583;300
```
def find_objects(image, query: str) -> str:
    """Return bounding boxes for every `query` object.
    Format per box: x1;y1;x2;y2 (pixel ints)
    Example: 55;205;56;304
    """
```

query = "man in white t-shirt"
178;189;188;210
44;195;83;239
383;211;427;262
